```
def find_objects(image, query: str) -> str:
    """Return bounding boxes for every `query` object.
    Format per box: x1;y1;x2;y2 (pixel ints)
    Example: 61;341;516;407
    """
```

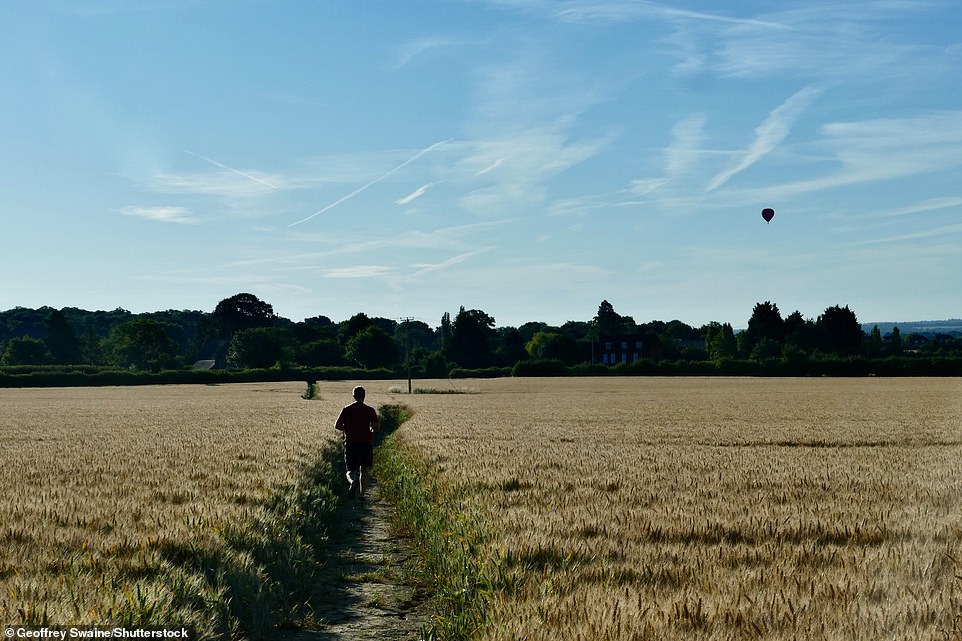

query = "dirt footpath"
284;481;433;641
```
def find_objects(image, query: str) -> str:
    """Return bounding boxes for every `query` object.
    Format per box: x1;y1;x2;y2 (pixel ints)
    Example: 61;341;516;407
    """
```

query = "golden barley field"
0;381;390;633
396;377;962;641
2;377;961;640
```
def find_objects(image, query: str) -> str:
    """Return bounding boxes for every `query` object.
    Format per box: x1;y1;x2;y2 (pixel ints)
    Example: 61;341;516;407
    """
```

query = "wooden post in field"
400;317;415;393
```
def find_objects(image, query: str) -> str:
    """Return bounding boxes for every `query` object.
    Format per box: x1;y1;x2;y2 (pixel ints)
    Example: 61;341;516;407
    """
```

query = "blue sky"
3;1;961;328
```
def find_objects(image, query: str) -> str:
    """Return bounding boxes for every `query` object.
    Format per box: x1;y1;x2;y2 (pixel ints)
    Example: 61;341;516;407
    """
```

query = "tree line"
2;294;961;376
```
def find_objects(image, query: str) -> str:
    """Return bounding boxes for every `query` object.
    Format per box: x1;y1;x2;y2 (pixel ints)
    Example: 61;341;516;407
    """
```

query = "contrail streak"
395;182;436;206
288;139;452;227
476;158;503;176
185;150;278;189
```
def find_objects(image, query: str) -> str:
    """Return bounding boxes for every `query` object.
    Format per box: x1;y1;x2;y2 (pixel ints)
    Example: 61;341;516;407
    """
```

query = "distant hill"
862;319;962;336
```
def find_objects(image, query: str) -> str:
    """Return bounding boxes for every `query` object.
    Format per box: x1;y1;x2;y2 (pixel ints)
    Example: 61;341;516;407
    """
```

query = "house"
598;335;646;365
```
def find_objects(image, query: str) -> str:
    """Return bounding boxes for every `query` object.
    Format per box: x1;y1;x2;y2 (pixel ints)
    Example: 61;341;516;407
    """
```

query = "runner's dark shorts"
344;442;374;470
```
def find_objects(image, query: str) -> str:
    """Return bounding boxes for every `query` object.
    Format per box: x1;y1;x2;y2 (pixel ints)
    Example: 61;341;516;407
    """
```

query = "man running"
334;386;380;500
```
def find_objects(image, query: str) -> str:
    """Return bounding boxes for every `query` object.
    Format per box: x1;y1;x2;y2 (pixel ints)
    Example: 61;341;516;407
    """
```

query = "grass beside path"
375;404;503;641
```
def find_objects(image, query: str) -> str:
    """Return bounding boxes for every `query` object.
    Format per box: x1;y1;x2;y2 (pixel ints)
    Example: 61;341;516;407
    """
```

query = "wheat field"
2;377;960;640
0;382;388;632
396;377;962;641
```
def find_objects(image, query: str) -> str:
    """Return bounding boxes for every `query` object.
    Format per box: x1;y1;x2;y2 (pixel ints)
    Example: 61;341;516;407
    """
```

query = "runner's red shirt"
335;402;378;445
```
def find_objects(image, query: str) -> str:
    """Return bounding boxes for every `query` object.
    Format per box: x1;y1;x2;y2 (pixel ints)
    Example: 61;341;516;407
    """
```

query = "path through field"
287;480;432;641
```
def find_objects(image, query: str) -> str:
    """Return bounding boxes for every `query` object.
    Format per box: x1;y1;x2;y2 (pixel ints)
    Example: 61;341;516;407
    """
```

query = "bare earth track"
287;481;432;641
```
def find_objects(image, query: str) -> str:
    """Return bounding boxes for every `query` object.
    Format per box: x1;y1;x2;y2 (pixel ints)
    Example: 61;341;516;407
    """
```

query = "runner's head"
353;386;366;401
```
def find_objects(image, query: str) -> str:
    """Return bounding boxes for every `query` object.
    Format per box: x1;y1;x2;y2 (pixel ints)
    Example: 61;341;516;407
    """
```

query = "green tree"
781;343;809;366
371;316;399;337
594;300;629;337
663;320;699;340
887;326;903;355
395;320;435;377
495;327;528;366
445;307;497;368
210;293;276;336
420;351;449;377
0;307;48;343
339;313;376;344
743;301;785;356
45;309;80;364
1;336;52;365
107;319;178;371
867;325;883;357
750;337;782;361
295;316;337;343
208;293;275;367
817;305;863;356
904;332;928;351
518;321;554;344
922;333;962;355
395;320;438;355
439;312;451;352
145;309;205;360
80;325;105;365
297;339;345;366
560;320;593;342
345;326;399;369
228;327;295;369
704;322;737;360
783;311;817;352
526;332;583;365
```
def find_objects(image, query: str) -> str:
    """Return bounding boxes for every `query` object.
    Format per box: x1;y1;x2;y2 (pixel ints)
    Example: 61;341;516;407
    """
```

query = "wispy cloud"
662;26;706;75
665;114;707;178
554;1;784;28
230;219;519;271
405;258;613;306
150;171;282;198
729;111;962;202
626;113;715;197
289;139;452;226
408;247;494;278
321;266;395;279
119;206;197;224
392;36;472;69
483;0;783;28
468;46;607;134
185;150;278;190
475;158;504;176
821;111;962;149
139;270;274;286
869;196;962;219
713;4;929;80
848;223;962;246
705;86;821;192
395;182;436;206
457;126;611;216
627;179;668;196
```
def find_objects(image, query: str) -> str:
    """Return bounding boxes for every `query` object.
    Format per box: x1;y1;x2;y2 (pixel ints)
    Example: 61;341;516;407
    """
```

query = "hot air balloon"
761;207;775;223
